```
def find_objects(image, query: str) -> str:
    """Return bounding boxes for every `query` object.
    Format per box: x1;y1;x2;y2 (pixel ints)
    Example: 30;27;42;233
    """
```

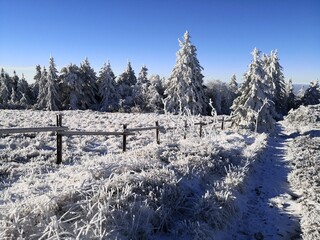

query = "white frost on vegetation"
284;104;320;240
0;110;267;239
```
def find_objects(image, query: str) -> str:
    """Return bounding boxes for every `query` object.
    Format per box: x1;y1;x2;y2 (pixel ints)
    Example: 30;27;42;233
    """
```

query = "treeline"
1;32;319;124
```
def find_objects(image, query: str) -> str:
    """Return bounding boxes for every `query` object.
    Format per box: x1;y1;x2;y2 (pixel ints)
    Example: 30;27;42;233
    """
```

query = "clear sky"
0;0;319;84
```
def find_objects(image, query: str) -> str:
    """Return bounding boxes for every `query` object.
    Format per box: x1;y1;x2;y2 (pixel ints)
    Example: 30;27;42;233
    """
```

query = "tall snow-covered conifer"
79;58;98;109
36;67;48;109
45;56;61;111
98;62;119;111
133;65;150;111
286;79;296;111
117;61;137;111
231;48;276;133
264;50;287;116
0;69;11;107
164;31;207;115
60;64;83;110
32;65;42;103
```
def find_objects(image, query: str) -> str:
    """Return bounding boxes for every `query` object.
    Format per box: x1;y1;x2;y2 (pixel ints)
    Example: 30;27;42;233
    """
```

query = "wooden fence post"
221;116;224;130
122;124;127;152
156;121;160;144
184;120;187;139
56;114;63;164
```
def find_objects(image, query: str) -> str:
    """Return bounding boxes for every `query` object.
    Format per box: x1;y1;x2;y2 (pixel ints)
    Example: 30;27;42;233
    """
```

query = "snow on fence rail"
0;114;227;164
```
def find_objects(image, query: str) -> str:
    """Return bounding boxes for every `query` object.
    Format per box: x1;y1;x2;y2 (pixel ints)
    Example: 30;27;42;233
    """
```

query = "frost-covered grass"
0;110;266;239
283;104;320;134
284;105;320;240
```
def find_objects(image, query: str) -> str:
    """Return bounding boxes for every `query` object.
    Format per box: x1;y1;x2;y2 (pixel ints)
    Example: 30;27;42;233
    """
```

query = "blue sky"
0;0;319;84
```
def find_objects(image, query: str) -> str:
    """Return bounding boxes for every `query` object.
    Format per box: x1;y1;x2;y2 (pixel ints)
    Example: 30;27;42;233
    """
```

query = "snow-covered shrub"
282;104;320;239
283;104;320;133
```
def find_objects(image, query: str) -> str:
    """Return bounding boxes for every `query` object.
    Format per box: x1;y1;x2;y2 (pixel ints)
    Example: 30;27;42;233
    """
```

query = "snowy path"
224;124;302;239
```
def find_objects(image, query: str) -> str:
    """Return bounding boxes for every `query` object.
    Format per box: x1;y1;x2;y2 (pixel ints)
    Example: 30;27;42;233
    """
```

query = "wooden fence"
0;114;228;164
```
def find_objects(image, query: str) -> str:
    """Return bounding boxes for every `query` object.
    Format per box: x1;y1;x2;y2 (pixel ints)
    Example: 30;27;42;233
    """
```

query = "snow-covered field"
0;110;266;239
0;106;319;239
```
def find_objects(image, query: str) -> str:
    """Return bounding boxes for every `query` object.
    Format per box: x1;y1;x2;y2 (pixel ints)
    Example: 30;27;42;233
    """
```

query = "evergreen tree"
36;67;48;109
32;65;42;103
98;62;119;111
9;88;19;107
264;50;287;116
19;93;29;108
231;48;276;133
117;61;137;111
302;80;320;106
137;65;148;85
17;74;32;104
286;79;296;111
227;74;240;114
164;31;207;115
133;65;150;111
10;70;19;94
79;58;98;109
148;74;165;111
45;56;61;110
149;74;165;98
229;74;239;96
146;83;162;112
60;64;84;110
0;69;11;107
36;57;60;111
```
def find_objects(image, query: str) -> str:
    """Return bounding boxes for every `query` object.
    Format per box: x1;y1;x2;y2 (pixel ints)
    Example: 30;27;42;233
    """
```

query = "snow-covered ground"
0;106;319;239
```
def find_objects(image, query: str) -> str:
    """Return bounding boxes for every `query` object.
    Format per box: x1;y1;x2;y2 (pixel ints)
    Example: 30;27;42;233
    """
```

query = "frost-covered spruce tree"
146;75;163;112
10;70;19;94
146;83;162;112
17;75;32;104
45;56;61;111
133;65;150;111
229;74;239;96
19;93;29;108
117;61;137;111
231;48;276;133
302;80;320;106
225;74;240;114
137;65;148;85
149;74;165;98
9;88;19;107
36;67;48;109
264;50;287;116
98;62;119;112
0;68;11;108
286;79;296;111
79;58;98;109
164;31;207;115
32;65;42;103
60;64;84;110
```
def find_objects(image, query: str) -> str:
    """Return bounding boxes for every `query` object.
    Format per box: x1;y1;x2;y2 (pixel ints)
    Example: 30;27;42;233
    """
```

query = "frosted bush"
284;104;320;133
287;134;320;240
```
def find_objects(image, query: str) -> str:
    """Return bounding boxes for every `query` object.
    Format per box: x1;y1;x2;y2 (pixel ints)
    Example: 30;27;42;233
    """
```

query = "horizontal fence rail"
61;131;135;136
0;126;68;134
1;115;228;164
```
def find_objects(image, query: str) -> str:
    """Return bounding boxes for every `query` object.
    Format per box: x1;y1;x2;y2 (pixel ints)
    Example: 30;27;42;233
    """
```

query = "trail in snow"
224;123;302;240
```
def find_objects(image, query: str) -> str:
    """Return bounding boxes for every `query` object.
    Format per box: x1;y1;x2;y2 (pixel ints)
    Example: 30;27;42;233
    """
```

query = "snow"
0;105;319;239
